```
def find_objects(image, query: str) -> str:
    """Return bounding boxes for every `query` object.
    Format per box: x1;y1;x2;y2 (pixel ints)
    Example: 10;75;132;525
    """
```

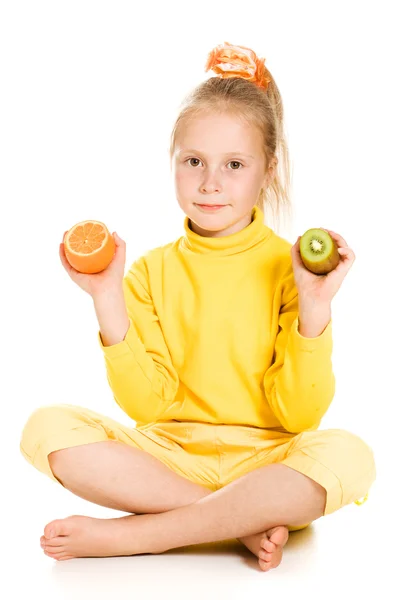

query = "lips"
195;203;227;209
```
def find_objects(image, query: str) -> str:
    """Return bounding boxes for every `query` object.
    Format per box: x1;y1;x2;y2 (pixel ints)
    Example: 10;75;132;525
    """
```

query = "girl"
20;42;376;572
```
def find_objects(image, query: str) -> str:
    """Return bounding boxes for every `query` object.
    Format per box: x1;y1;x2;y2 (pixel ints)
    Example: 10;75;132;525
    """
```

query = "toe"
44;519;68;539
259;549;273;562
44;547;65;555
268;526;289;547
45;552;73;561
45;536;68;548
259;558;272;572
261;538;276;552
44;548;64;559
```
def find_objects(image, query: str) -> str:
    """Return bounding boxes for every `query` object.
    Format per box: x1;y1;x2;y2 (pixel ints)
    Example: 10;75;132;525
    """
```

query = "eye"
228;161;243;170
185;158;243;169
187;158;202;167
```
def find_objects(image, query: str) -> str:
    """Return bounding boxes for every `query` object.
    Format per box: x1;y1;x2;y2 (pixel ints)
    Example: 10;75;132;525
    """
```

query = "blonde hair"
169;72;293;235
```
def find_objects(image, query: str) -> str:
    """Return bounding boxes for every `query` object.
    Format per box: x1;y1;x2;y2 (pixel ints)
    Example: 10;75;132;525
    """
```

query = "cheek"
247;171;264;191
175;167;195;189
175;169;185;184
234;172;256;193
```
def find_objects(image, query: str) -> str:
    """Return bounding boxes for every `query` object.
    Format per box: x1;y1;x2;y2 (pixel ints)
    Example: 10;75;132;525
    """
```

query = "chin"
190;207;232;229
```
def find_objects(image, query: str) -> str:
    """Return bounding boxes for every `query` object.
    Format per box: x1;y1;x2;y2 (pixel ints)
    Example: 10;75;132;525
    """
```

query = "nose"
200;169;222;194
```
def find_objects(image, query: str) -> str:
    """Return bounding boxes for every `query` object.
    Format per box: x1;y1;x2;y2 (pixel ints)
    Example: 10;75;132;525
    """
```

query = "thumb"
113;231;125;245
113;232;126;257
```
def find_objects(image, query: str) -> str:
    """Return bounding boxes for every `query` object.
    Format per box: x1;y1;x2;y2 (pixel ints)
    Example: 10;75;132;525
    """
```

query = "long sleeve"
263;265;335;434
97;256;179;426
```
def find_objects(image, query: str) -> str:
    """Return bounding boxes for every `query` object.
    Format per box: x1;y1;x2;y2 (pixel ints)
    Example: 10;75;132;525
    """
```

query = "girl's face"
172;111;275;237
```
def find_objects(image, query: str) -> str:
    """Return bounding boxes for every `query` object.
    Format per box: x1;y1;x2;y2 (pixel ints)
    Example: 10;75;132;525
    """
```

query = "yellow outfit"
20;206;375;528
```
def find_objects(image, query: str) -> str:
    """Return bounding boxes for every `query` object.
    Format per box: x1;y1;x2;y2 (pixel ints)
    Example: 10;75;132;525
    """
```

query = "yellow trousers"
20;404;376;532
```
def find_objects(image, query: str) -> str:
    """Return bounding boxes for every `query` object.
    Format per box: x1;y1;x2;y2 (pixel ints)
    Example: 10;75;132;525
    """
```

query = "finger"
59;242;79;276
113;232;126;258
319;227;347;247
319;227;349;249
113;231;125;246
330;246;356;277
59;242;70;268
337;246;356;263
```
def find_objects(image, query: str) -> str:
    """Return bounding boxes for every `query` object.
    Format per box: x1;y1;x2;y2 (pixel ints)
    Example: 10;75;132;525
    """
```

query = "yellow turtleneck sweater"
98;206;335;434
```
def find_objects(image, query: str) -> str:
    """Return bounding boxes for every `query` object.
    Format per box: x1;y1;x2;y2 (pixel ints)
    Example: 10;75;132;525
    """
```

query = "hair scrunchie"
205;41;272;91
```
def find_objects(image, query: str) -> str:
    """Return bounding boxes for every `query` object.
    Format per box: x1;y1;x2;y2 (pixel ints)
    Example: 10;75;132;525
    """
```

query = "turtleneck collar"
180;205;272;256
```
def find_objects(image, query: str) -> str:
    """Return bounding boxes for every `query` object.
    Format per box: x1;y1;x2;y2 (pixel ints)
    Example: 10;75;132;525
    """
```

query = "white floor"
7;458;395;600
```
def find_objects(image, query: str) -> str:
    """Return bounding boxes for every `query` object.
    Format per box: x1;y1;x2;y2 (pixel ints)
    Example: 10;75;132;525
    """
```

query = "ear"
263;156;278;188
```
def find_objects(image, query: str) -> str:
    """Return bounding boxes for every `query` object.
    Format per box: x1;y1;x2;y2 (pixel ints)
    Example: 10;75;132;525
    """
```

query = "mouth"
194;204;227;212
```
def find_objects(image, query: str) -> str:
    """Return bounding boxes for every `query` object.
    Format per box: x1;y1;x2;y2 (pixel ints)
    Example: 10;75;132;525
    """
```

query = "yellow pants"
20;404;376;532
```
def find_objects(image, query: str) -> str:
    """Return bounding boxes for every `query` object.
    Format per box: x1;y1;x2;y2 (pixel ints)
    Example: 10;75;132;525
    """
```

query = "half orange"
64;220;116;274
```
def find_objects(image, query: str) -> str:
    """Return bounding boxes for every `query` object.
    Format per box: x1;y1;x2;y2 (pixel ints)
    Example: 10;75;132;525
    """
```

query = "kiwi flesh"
299;228;340;275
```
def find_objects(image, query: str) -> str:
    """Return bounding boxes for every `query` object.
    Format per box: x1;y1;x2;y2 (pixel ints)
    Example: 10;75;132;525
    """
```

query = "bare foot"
40;514;289;567
238;525;289;571
40;514;151;561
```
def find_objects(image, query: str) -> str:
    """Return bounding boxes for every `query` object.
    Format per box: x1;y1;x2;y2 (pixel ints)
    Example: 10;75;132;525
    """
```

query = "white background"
1;0;398;597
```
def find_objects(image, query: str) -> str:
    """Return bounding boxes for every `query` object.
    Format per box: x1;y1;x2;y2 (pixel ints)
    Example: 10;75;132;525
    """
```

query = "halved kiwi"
299;228;340;275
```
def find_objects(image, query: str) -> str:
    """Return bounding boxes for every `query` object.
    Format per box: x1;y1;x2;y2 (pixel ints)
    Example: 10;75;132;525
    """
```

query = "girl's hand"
291;228;356;305
59;231;126;298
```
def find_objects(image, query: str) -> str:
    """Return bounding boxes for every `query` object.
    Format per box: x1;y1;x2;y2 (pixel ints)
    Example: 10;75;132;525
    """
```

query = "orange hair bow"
205;42;271;91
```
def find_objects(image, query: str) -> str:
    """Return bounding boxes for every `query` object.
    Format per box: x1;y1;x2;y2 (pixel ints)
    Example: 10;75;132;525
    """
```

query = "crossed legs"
39;440;326;569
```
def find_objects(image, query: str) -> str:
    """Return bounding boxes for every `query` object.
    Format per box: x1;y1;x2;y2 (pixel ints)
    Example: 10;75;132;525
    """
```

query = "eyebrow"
177;149;255;159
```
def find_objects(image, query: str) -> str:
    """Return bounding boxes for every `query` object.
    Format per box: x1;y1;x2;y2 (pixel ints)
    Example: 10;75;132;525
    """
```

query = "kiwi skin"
299;228;340;275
